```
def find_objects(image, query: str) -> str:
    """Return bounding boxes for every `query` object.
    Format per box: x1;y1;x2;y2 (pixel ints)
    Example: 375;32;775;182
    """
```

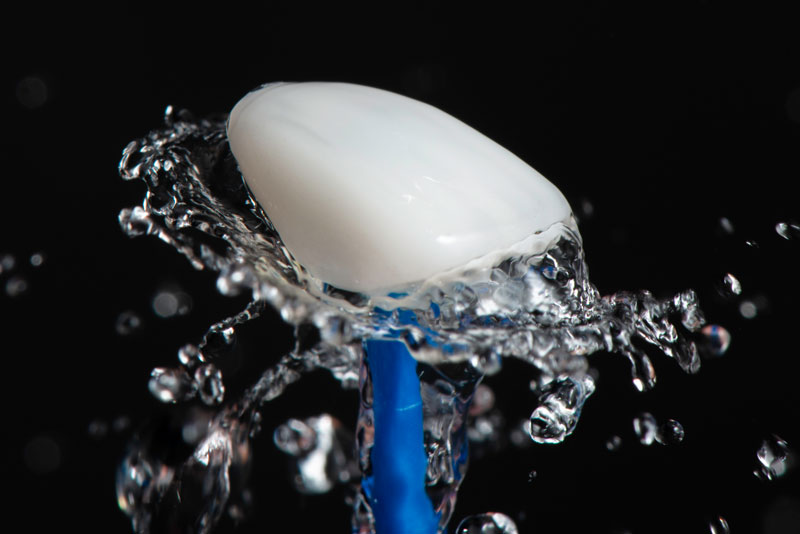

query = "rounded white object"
227;82;572;293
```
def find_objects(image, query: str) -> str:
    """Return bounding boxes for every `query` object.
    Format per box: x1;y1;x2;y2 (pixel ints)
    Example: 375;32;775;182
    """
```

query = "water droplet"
745;239;759;248
217;264;257;297
202;324;238;358
656;419;685;445
152;287;192;318
721;273;742;297
115;310;143;335
118;206;154;237
274;418;317;456
580;198;594;218
88;419;109;439
274;415;354;494
5;275;28;297
248;412;263;439
469;351;503;376
194;364;225;406
719;217;735;234
177;344;205;367
700;325;731;357
529;376;595;444
116;410;250;534
509;419;533;449
182;418;207;445
708;515;730;534
468;384;495;416
527;469;538;482
16;76;48;109
775;221;800;240
739;300;758;319
468;412;504;444
606;435;622;451
24;434;61;474
0;253;15;274
148;367;195;403
29;252;45;267
112;416;132;433
755;435;793;481
227;503;246;523
633;412;658;446
455;512;519;534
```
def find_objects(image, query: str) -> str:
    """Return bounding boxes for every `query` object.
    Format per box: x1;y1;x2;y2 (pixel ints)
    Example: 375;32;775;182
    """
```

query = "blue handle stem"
364;339;439;534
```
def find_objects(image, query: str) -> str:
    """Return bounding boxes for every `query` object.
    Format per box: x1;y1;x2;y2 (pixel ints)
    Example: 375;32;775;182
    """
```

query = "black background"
2;2;799;533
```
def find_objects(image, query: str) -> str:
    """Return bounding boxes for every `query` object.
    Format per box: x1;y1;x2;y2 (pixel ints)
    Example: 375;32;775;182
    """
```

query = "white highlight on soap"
228;82;572;293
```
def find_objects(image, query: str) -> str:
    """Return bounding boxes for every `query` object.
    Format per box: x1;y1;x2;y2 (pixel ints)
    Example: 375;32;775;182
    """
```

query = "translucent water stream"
114;106;722;533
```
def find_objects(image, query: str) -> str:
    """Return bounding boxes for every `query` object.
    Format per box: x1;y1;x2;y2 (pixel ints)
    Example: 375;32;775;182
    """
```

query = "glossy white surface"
228;82;572;293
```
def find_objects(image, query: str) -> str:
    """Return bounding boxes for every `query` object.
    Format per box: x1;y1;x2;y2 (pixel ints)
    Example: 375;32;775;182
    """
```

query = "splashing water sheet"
108;82;768;534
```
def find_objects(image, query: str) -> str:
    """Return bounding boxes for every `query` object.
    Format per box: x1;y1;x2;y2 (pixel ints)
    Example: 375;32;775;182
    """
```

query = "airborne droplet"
148;367;195;403
115;310;143;336
633;413;658;446
194;364;225;406
455;512;519;534
529;376;595;445
700;325;731;357
775;221;800;240
273;414;355;494
606;435;623;451
656;419;685;445
708;515;730;534
5;276;28;297
720;273;742;297
754;435;793;481
0;253;15;274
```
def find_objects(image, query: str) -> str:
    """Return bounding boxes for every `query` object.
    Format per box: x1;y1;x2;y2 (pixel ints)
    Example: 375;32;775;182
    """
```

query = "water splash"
273;414;357;494
529;375;595;444
115;107;714;533
116;407;253;534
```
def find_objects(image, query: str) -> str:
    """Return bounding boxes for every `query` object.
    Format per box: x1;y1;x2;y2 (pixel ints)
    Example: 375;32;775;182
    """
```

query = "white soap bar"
227;82;572;293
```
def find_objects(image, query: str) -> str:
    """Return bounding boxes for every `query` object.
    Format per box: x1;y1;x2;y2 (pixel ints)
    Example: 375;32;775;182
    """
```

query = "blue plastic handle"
364;339;439;534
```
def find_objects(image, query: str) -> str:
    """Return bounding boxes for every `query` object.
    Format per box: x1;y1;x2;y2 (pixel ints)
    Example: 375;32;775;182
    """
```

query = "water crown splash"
115;82;710;534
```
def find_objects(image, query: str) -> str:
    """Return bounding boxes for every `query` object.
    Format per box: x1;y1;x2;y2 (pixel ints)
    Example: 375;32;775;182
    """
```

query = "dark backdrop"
2;2;799;533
